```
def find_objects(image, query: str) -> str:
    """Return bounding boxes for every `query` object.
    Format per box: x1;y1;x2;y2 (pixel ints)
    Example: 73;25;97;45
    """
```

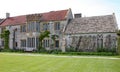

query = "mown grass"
0;53;120;72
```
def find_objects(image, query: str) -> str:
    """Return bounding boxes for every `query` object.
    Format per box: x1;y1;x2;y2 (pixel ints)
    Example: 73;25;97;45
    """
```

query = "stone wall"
66;33;117;52
3;25;28;49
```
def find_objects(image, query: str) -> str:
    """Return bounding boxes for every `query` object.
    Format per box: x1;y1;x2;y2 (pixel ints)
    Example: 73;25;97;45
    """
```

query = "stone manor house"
0;9;118;52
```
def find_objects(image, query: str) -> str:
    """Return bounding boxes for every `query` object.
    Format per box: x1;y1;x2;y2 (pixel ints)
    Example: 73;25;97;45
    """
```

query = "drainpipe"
13;28;17;50
34;21;36;50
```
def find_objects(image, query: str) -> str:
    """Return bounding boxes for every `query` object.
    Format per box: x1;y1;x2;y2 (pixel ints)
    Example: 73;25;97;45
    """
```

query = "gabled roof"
0;9;68;26
65;14;118;34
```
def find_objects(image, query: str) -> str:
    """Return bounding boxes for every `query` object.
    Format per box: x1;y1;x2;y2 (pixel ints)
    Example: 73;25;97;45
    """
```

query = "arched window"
105;35;111;49
97;34;103;48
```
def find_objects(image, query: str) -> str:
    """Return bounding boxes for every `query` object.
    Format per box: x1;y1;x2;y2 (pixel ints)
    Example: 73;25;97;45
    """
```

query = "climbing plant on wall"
51;34;58;47
38;30;50;51
0;30;10;50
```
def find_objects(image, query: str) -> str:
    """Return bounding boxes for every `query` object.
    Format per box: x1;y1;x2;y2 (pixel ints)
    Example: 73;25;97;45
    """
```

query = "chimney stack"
74;13;82;18
6;13;10;18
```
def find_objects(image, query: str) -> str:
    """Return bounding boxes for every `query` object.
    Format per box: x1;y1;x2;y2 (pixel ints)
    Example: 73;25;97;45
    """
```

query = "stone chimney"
74;13;82;18
6;13;10;18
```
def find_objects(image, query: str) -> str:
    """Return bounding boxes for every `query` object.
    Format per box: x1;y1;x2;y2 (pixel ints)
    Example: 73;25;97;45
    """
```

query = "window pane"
21;40;26;47
58;23;60;30
55;40;59;47
2;41;4;46
47;40;49;47
30;23;32;32
55;22;60;30
36;22;40;32
43;40;45;47
27;24;30;32
36;38;39;48
43;23;50;31
43;24;45;30
33;38;35;47
45;40;47;47
32;22;35;32
31;38;33;47
47;40;48;47
47;23;49;30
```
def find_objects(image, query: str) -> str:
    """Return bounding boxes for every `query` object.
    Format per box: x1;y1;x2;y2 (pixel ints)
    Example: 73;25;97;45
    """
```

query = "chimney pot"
6;13;10;18
74;13;82;18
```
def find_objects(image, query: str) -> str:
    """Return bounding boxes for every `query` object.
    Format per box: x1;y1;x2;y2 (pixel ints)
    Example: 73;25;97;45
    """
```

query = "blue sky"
0;0;119;29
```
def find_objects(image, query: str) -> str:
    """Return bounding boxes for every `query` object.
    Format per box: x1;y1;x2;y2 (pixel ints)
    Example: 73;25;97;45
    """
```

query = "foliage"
117;30;120;36
0;49;11;52
37;46;46;53
65;46;117;53
0;48;25;53
46;49;61;54
66;46;76;52
51;34;59;47
97;47;117;53
10;49;24;53
0;30;10;49
0;48;2;52
38;31;50;51
51;34;59;41
58;52;118;56
118;36;120;54
117;32;120;55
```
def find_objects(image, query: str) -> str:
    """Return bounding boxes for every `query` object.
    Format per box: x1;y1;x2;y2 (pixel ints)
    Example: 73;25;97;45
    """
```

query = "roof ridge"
10;9;69;18
8;15;26;18
79;14;113;19
0;19;6;25
0;9;69;26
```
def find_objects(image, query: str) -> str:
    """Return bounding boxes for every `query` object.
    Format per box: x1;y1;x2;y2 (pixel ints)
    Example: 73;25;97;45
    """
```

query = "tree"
117;30;120;54
0;30;10;50
117;30;120;36
38;31;50;50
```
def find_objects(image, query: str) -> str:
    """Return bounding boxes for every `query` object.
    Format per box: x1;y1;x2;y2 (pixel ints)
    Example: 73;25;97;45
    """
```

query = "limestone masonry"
0;9;118;52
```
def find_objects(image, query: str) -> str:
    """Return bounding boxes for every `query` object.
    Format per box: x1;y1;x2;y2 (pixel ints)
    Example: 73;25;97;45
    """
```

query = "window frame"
43;23;49;31
55;22;60;30
55;40;59;48
36;22;40;32
20;25;26;32
21;40;26;47
43;39;50;48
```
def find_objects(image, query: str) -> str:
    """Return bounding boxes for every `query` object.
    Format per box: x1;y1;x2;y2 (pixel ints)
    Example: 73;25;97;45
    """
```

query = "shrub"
97;47;117;53
45;49;61;54
118;36;120;54
58;52;118;56
0;48;25;53
1;48;12;52
51;49;61;54
66;46;76;52
0;48;3;52
11;49;24;53
37;46;46;53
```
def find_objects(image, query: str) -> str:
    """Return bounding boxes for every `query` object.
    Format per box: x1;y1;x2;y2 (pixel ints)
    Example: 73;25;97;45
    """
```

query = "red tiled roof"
0;15;26;26
41;9;68;21
0;9;68;26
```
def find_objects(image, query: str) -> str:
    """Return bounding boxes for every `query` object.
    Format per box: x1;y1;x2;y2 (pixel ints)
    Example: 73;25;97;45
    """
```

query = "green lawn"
0;53;120;72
